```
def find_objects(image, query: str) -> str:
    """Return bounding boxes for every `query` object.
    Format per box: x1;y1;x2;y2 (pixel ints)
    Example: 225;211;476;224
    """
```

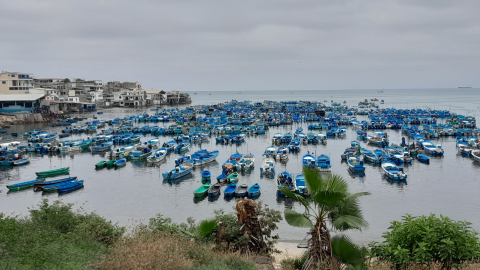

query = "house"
0;72;34;94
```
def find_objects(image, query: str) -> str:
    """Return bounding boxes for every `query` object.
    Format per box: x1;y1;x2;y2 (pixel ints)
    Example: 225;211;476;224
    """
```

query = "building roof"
0;71;33;75
0;94;45;101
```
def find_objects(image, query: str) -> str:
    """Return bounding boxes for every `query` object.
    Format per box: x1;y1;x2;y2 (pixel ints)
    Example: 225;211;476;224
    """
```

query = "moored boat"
13;157;30;166
34;176;78;191
7;178;45;191
235;184;248;197
276;172;294;196
224;183;236;197
260;157;275;174
381;162;408;181
114;158;127;167
208;183;221;197
194;183;211;197
36;167;70;178
247;183;261;197
162;162;193;180
346;155;365;172
315;154;331;172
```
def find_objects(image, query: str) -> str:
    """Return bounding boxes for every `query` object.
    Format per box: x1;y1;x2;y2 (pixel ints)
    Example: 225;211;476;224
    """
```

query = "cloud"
0;0;479;90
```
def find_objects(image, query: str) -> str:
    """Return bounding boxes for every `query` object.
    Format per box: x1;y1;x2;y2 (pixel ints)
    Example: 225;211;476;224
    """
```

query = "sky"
1;0;479;91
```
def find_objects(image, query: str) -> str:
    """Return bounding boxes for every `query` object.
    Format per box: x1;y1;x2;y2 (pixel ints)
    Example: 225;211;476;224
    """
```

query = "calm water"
1;88;480;245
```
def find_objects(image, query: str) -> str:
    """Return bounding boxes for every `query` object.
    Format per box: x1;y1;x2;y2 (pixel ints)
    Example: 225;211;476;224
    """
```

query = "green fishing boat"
193;183;210;197
7;178;45;191
106;159;117;167
227;172;239;183
79;140;92;149
95;160;106;169
35;167;70;178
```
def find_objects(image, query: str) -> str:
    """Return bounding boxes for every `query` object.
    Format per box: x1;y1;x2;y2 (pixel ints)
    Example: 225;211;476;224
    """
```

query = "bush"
0;199;123;269
369;214;480;269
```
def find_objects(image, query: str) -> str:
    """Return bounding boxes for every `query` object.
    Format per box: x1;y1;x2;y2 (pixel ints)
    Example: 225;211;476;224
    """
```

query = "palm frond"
197;219;218;238
302;168;324;194
284;209;313;228
331;234;367;269
331;215;368;231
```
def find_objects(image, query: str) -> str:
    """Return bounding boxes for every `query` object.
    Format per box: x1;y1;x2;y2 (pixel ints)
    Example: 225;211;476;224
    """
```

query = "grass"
93;230;257;270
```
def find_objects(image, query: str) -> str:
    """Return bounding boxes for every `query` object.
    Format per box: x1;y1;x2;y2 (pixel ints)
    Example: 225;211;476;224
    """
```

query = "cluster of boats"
6;167;84;194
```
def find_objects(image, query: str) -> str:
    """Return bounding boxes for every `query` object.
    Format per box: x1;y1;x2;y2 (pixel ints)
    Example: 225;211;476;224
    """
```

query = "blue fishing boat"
416;154;430;164
174;142;190;153
7;178;45;191
315;154;331;172
161;141;176;153
114;158;127;167
42;180;78;192
247;183;261;197
361;149;380;164
302;154;316;168
276;172;294;196
421;140;444;156
58;180;84;194
34;176;78;191
90;142;113;153
202;170;211;182
162;162;193;180
191;150;219;166
381;162;408;181
346;155;365;172
294;174;307;196
13;157;30;166
224;183;237;197
147;148;167;163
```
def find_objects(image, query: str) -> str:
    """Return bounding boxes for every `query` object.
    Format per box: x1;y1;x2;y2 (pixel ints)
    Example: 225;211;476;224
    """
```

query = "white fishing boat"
260;157;275;174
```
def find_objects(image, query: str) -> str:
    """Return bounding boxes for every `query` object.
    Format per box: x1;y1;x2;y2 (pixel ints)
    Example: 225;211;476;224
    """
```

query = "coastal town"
0;71;191;115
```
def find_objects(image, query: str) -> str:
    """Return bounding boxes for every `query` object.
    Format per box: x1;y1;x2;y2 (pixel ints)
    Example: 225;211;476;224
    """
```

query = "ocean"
0;88;479;245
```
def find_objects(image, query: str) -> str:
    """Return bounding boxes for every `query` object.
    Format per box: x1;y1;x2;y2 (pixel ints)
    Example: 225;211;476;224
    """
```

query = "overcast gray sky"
1;0;478;91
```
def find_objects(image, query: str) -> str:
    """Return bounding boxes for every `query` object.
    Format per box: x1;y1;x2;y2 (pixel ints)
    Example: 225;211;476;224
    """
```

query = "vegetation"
369;214;480;269
280;169;369;270
94;230;257;270
0;199;124;270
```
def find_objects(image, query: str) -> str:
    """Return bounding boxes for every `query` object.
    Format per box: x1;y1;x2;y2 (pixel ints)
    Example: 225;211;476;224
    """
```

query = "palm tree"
280;169;369;270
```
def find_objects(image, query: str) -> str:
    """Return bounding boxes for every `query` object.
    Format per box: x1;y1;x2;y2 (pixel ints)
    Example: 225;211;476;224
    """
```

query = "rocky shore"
0;113;47;129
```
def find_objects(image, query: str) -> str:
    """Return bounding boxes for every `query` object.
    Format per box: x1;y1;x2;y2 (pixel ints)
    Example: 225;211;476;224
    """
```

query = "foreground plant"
280;169;369;270
369;214;480;269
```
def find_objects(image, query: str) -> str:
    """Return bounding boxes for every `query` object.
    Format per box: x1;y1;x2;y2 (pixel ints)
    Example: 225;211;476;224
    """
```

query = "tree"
369;214;480;269
280;169;369;270
64;78;70;83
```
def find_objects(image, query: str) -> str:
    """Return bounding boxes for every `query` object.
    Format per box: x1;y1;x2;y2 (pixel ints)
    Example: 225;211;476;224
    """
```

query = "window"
11;74;15;77
2;81;5;84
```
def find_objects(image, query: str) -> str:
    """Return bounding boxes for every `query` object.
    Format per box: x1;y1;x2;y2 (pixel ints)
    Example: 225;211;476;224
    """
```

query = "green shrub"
0;199;124;269
369;214;480;269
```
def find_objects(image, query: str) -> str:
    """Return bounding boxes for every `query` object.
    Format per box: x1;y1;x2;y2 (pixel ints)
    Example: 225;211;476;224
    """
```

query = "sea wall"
0;113;46;129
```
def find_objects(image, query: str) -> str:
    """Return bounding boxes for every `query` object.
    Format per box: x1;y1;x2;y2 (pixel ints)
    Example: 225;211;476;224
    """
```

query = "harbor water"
1;88;479;245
